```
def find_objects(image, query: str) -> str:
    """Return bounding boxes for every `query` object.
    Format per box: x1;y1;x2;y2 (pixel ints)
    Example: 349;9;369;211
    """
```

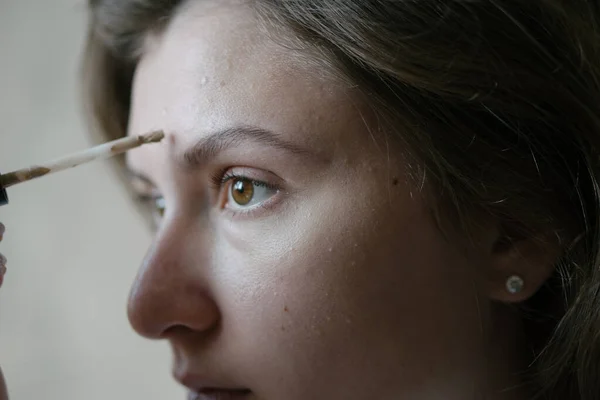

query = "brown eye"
231;179;255;206
222;174;279;212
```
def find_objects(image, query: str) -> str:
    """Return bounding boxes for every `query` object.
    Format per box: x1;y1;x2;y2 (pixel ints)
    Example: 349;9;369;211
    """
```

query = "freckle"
284;306;289;312
392;177;399;186
281;326;286;331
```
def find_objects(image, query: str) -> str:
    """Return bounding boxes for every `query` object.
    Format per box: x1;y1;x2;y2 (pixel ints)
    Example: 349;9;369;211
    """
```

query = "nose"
127;218;220;339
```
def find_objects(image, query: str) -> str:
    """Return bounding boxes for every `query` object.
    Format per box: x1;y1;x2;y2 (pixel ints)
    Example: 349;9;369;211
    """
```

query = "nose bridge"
127;216;219;339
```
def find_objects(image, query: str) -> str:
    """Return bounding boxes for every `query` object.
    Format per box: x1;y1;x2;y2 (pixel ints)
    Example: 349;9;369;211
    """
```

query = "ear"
485;233;561;303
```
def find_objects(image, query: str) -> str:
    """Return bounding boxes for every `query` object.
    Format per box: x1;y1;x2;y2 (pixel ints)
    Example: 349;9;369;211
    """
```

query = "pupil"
234;180;246;193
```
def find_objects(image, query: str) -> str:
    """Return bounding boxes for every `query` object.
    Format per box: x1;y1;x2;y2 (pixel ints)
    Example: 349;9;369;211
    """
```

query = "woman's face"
126;2;503;399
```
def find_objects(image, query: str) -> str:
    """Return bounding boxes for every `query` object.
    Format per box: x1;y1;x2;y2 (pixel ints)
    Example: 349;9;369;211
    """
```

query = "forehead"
128;1;355;150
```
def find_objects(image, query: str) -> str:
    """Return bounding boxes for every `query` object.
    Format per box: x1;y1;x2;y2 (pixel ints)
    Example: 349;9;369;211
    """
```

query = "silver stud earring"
506;275;524;294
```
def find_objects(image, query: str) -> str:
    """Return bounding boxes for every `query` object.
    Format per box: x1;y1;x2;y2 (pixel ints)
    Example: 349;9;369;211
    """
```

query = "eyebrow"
179;125;318;168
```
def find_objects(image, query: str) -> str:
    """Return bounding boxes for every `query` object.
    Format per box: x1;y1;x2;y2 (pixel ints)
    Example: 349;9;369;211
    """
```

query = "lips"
187;389;252;400
175;364;252;400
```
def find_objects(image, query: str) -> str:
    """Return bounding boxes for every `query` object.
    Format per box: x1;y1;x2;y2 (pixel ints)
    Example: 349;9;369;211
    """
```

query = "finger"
0;224;6;288
0;367;8;400
0;255;6;289
0;230;8;400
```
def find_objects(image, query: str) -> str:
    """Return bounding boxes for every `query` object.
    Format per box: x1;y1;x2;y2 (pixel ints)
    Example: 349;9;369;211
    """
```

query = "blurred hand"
0;222;8;400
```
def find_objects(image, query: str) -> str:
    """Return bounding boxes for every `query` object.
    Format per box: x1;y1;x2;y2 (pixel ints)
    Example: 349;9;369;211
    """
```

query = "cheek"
208;172;486;395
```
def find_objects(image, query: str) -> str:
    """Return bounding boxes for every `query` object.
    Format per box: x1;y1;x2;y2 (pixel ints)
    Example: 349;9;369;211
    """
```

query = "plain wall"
0;1;183;398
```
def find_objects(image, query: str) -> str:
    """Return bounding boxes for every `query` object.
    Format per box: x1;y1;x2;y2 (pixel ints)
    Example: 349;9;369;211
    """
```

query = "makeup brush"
0;131;164;206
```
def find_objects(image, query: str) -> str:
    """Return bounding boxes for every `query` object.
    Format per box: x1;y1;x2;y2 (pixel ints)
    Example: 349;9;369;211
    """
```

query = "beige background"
0;1;183;399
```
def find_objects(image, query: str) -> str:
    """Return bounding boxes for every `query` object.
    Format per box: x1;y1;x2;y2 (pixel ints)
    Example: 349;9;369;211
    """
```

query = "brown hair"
83;1;600;398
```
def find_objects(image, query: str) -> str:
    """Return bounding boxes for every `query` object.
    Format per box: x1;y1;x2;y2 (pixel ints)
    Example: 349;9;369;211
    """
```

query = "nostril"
162;324;201;339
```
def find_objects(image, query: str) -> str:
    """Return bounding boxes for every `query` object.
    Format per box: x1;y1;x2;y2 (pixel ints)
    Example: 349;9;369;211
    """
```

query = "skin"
0;1;557;399
125;2;556;399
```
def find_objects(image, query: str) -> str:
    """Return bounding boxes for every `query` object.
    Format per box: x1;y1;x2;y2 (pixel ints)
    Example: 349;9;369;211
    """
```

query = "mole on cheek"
281;306;290;332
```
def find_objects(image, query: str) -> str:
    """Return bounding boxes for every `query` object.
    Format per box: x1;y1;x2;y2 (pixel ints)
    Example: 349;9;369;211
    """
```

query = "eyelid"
130;175;159;198
133;191;164;231
212;167;282;187
135;192;162;204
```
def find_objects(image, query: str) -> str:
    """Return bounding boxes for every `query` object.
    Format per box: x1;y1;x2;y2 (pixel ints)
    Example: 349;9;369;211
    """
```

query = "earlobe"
505;275;525;295
486;234;560;303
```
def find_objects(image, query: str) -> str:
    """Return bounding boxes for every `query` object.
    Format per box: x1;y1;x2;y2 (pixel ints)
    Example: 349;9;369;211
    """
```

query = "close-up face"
125;2;512;399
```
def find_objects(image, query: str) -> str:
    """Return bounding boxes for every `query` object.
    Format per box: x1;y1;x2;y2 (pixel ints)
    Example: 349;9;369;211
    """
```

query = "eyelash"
210;169;267;190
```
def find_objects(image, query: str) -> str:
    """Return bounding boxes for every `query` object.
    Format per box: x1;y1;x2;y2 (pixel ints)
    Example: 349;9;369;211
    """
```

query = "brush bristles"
140;131;165;144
